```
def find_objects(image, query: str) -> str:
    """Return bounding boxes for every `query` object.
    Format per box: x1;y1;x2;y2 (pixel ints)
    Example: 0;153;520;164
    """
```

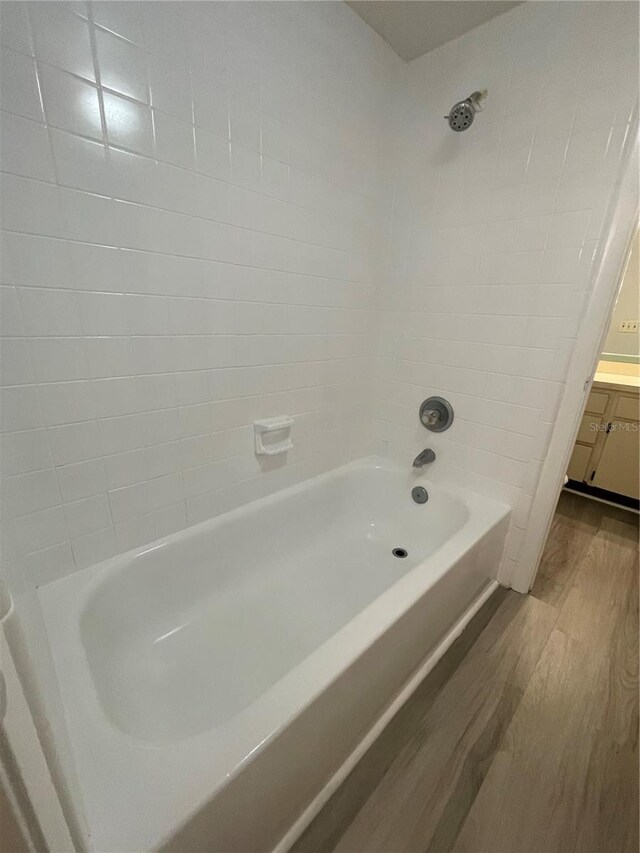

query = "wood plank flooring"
292;492;639;853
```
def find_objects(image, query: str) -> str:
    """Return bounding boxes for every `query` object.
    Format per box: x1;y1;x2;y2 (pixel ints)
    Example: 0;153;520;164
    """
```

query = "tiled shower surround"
1;1;638;591
0;1;401;585
374;0;639;579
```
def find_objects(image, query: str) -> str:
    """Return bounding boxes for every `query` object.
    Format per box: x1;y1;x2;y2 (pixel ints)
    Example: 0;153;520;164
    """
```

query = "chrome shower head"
445;90;487;132
447;100;475;131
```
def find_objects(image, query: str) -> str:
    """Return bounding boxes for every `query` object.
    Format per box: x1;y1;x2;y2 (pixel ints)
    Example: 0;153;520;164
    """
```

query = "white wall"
0;1;402;587
602;228;639;357
374;1;638;583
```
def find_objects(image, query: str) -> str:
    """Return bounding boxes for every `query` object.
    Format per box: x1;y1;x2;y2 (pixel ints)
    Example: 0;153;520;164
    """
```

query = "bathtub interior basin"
38;456;510;852
80;463;469;741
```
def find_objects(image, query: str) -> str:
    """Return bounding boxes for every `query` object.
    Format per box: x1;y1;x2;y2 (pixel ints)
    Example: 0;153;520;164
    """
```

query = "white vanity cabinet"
566;381;639;500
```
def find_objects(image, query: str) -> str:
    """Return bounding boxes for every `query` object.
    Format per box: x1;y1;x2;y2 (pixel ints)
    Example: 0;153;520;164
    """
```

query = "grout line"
0;213;373;279
0;104;381;231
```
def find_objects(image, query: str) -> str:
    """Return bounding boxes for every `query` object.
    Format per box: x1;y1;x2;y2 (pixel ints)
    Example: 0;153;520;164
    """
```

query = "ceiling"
346;1;522;62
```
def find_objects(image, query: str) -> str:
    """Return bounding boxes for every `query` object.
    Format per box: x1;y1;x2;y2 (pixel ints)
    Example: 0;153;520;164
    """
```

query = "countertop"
593;360;640;391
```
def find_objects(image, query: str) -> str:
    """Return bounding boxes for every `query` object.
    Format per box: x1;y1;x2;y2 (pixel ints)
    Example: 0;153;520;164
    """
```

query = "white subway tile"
108;471;182;523
91;377;137;419
0;386;43;432
148;55;192;122
78;291;128;336
195;127;230;180
114;511;156;552
539;247;581;283
26;542;76;587
138;408;180;447
107;146;160;206
38;65;102;138
56;458;107;502
18;287;82;336
135;373;177;412
2;468;60;518
1;428;53;476
178;403;214;438
192;77;229;139
182;455;246;499
0;3;31;55
0;48;43;121
144;440;182;480
526;135;567;182
154;111;195;170
95;28;148;102
547;209;592;249
0;286;23;336
1;337;34;385
0;112;55;181
261;115;290;163
113;200;162;252
564;127;611;174
142;2;191;62
511;215;551;252
58;187;119;245
149;471;184;511
29;4;95;80
520;178;559;217
154;501;187;538
104;447;147;490
13;507;67;553
70;527;117;569
2;234;73;289
63;494;111;538
29;337;88;383
229;101;260;152
102;90;154;155
92;2;145;45
261;156;289;200
85;336;135;379
39;380;95;426
555;169;606;213
47;420;100;465
97;413;139;456
0;174;64;238
69;242;123;291
50;129;111;196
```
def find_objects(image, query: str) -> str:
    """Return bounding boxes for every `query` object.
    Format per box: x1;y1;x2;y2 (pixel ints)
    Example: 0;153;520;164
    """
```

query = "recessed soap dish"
254;416;294;456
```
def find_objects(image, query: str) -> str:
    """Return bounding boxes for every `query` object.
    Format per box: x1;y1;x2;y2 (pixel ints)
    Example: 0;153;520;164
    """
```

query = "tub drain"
392;548;408;558
412;486;428;504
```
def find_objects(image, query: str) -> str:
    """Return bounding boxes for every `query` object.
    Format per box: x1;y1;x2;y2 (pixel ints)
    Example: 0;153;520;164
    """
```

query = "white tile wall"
0;1;402;586
1;0;637;596
374;1;638;581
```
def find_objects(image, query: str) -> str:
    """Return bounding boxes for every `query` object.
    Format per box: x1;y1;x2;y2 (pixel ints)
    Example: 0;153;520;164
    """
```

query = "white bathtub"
39;456;509;852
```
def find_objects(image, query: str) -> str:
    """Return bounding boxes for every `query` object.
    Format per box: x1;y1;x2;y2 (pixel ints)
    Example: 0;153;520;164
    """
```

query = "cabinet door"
592;424;640;499
586;391;609;414
614;395;640;421
567;443;593;482
576;413;601;444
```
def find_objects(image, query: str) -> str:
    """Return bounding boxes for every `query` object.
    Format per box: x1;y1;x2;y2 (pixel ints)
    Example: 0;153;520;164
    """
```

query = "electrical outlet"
618;320;639;333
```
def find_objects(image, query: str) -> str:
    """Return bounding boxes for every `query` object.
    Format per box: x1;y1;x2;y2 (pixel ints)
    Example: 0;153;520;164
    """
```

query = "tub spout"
413;448;436;468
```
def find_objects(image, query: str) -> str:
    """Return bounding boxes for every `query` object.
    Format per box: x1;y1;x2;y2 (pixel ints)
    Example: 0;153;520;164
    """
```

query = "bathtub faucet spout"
413;448;436;468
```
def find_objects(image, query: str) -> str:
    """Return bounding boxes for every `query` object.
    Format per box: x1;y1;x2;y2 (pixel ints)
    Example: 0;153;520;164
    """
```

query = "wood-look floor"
292;492;639;853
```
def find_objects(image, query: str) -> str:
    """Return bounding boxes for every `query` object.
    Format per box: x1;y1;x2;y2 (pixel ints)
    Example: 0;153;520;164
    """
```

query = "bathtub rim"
37;455;510;852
